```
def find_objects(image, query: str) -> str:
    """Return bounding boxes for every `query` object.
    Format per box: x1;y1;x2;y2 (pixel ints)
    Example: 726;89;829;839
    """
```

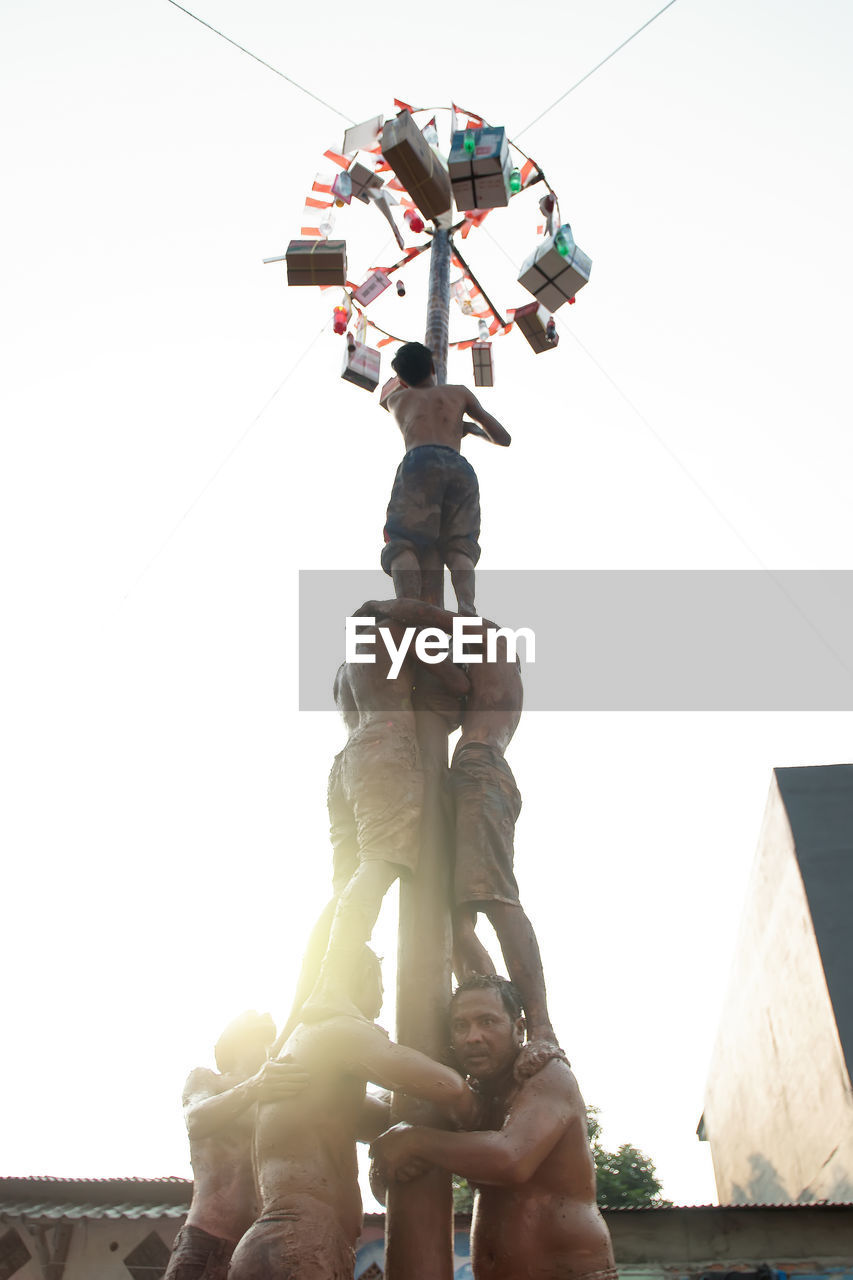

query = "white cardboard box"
518;225;591;311
341;341;380;392
448;127;512;212
353;270;391;306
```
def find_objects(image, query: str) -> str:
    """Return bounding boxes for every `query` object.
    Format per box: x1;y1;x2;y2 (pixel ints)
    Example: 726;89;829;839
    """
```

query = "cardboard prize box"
517;225;591;311
286;239;348;286
448;127;512;212
353;269;391;306
342;341;380;392
512;301;559;354
347;161;384;203
380;111;452;221
472;341;494;387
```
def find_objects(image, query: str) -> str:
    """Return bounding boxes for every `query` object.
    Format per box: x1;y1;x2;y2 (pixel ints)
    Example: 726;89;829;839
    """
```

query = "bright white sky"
2;0;852;1210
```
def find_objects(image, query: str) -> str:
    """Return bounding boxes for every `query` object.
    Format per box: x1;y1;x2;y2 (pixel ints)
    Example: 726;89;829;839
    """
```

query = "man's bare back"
165;1015;307;1280
359;599;522;754
388;383;505;452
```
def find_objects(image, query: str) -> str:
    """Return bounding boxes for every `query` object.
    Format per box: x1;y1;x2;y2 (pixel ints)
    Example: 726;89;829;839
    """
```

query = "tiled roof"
0;1177;191;1222
2;1182;852;1223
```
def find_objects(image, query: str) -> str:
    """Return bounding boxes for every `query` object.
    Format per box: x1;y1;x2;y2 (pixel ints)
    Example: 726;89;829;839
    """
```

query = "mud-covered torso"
458;622;523;753
470;1067;615;1280
253;1024;370;1242
187;1098;258;1242
391;385;470;452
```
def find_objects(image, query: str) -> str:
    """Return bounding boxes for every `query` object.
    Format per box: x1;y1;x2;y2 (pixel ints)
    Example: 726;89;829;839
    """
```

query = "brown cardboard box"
286;239;347;286
380;111;452;221
472;341;494;387
512;301;560;354
347;161;383;204
341;341;380;392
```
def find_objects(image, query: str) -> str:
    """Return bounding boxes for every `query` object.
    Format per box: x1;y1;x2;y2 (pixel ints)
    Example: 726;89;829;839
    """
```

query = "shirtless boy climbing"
380;341;511;615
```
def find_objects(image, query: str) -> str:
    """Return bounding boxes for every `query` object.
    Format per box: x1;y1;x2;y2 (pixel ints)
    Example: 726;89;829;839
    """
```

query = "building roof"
0;1177;191;1221
775;763;853;1075
3;1181;853;1224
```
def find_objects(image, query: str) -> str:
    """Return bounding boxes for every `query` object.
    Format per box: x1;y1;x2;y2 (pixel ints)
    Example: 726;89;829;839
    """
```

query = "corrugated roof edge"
3;1184;853;1216
0;1177;191;1200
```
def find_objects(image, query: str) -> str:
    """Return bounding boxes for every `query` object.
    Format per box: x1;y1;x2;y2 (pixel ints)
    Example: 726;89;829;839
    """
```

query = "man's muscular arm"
183;1062;309;1141
463;388;511;446
372;1062;580;1186
306;1019;479;1129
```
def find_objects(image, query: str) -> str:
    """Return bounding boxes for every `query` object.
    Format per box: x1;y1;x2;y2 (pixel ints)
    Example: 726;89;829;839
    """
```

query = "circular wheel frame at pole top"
269;99;593;391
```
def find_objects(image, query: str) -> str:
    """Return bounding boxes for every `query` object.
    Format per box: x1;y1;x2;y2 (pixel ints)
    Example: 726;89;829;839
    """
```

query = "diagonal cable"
164;0;354;124
516;0;680;138
121;323;327;602
481;225;853;684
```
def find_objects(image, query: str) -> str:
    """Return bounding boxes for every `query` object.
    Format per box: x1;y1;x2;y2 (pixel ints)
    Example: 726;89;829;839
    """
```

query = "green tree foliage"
587;1106;671;1208
452;1174;474;1213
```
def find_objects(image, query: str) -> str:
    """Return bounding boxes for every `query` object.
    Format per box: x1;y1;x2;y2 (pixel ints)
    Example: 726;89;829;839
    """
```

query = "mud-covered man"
371;975;615;1280
356;597;556;1050
228;947;478;1280
164;1012;307;1280
380;341;511;615
291;609;468;1027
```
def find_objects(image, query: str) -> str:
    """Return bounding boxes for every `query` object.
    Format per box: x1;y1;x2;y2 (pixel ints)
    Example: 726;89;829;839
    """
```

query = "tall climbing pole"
277;101;589;1278
385;222;455;1280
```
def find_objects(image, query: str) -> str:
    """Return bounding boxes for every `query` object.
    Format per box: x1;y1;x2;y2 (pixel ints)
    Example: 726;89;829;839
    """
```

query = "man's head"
449;975;525;1083
214;1010;276;1076
391;341;435;387
349;945;384;1022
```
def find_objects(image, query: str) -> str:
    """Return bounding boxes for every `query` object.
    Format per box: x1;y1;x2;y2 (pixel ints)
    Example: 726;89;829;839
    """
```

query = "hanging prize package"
511;302;561;354
353;270;392;306
342;314;379;391
380;111;452;222
517;225;591;311
286;240;348;286
347;162;384;203
342;342;381;391
448;127;513;212
471;341;494;387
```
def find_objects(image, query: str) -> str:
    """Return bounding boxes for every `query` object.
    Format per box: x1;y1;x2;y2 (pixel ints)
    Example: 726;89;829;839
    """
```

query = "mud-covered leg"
480;900;556;1045
445;551;476;616
390;549;422;603
452;905;496;982
302;860;400;1022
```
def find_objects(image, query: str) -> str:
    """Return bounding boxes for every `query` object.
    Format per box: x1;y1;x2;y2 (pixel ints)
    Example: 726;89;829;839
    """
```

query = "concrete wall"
702;770;853;1204
5;1207;853;1279
0;1216;180;1280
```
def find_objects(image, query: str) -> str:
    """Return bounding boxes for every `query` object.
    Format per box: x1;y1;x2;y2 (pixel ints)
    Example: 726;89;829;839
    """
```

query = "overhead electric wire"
163;0;354;124
516;0;681;137
479;222;853;684
121;323;327;603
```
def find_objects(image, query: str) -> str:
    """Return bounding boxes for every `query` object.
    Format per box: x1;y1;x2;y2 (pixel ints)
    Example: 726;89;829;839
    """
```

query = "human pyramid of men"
164;342;617;1280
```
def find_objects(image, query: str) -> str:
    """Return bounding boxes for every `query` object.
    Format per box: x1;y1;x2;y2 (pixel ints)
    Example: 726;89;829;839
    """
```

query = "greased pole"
385;224;455;1280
